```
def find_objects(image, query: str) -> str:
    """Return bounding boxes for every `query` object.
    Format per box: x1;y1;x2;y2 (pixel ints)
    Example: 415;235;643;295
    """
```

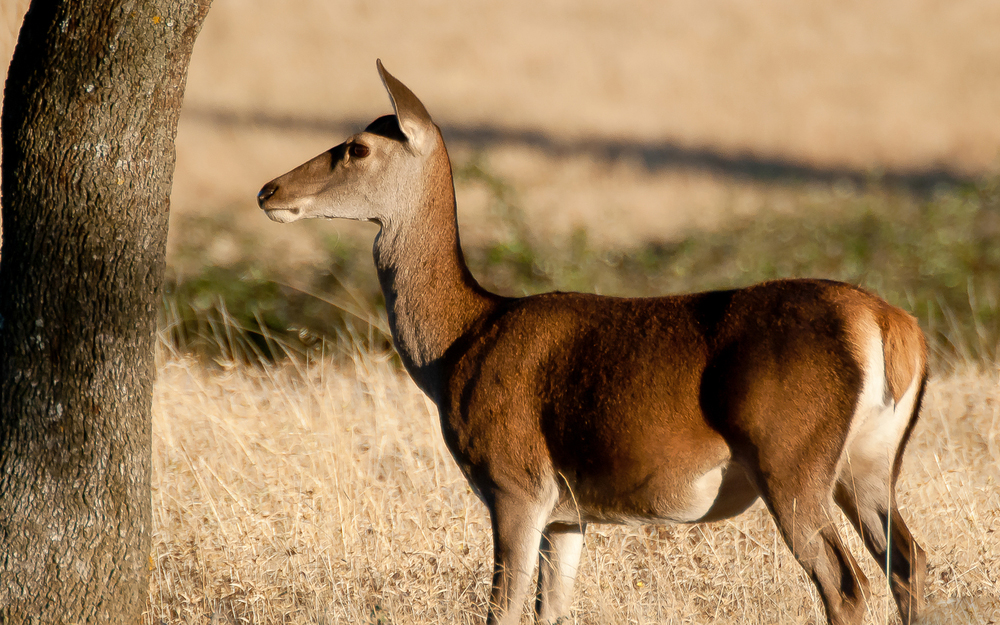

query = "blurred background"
3;0;1000;361
6;7;998;623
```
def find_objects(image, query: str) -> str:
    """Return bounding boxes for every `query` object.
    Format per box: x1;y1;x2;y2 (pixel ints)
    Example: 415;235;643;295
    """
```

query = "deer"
257;61;927;625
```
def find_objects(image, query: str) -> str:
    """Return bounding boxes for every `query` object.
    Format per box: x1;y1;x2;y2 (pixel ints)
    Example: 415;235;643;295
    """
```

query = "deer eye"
349;143;370;159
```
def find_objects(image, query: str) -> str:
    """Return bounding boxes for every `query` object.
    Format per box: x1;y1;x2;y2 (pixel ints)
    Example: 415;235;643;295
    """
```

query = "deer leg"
835;466;926;624
883;506;925;625
487;490;555;625
834;380;927;625
535;522;586;624
764;488;869;625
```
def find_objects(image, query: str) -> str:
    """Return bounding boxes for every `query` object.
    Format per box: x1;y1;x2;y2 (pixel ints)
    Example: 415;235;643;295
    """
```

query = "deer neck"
372;150;498;399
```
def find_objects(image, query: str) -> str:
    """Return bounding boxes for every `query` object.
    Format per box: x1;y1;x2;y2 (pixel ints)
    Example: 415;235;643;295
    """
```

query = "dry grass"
164;0;1000;253
148;340;1000;624
8;0;998;170
6;0;1000;253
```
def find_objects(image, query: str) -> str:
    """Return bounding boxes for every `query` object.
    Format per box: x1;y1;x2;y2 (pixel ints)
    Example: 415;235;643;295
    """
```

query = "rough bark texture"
0;1;210;622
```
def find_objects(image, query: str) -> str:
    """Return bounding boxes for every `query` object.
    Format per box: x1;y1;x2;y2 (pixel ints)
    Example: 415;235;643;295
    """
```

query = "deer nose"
257;182;278;208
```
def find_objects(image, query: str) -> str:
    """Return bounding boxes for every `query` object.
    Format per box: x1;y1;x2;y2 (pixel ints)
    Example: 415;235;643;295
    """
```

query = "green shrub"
162;162;1000;366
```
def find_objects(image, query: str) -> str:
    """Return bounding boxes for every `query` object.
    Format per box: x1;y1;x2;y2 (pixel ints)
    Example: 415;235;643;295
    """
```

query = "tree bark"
0;1;210;621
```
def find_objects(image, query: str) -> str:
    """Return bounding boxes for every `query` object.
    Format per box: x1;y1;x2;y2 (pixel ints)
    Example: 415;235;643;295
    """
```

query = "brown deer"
257;61;927;625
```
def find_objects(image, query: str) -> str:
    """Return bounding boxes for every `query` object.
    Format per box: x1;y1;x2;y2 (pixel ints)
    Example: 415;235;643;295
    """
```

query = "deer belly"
671;465;725;522
555;456;754;526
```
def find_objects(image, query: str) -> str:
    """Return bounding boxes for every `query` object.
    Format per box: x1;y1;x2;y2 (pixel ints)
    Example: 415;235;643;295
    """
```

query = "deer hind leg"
535;522;587;624
835;379;927;624
761;482;870;625
711;363;871;622
486;487;557;625
834;483;925;625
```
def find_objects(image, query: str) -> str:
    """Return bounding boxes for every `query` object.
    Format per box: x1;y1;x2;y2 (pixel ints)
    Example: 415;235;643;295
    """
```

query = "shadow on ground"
185;106;976;194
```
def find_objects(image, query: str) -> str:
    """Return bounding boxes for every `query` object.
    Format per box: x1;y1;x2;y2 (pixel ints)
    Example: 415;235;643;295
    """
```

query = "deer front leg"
487;490;555;625
536;522;586;624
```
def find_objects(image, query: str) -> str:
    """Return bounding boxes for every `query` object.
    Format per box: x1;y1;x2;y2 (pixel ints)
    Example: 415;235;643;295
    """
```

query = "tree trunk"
0;1;210;621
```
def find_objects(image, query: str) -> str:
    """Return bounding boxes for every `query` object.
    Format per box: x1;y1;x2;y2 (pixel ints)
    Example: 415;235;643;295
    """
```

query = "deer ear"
377;59;434;153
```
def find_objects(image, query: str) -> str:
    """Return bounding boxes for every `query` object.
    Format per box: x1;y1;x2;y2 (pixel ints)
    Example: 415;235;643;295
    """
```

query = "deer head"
257;60;441;227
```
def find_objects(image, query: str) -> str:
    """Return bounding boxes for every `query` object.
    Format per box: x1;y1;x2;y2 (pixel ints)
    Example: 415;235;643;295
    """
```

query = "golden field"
147;340;999;624
4;0;1000;254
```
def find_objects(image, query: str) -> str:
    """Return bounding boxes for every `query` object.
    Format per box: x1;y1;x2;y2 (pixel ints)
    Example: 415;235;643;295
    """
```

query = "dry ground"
148;343;1000;625
4;1;1000;256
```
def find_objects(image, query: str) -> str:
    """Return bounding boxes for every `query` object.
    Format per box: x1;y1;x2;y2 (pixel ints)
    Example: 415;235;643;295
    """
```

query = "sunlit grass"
147;332;1000;624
